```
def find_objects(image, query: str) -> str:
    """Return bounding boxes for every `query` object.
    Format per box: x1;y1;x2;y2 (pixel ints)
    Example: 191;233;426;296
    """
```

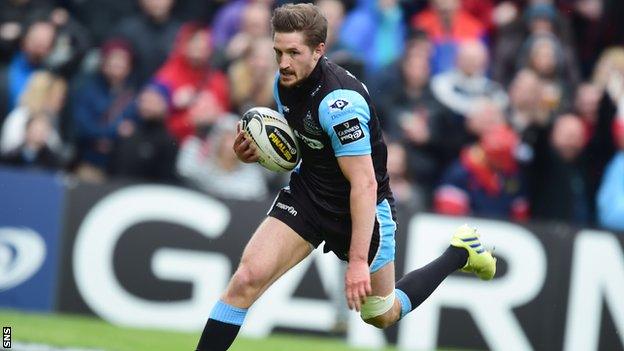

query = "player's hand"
233;122;259;163
345;259;371;312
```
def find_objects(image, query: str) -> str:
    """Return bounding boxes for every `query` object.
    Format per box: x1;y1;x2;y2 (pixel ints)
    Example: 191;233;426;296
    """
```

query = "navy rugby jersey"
273;57;392;214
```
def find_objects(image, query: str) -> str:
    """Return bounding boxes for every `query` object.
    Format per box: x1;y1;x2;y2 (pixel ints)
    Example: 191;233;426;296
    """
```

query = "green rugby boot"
450;224;497;280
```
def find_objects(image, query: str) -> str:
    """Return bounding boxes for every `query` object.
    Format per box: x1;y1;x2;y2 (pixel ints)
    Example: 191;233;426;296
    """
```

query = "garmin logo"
0;227;46;291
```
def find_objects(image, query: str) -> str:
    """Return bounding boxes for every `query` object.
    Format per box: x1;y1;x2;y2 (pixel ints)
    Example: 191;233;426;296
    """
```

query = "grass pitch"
0;309;398;351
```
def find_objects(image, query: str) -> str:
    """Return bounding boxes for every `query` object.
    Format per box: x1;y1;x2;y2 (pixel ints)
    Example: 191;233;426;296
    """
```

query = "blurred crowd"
1;0;624;231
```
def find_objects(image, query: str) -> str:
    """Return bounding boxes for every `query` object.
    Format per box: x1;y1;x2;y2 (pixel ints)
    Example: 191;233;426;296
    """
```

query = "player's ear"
313;43;325;61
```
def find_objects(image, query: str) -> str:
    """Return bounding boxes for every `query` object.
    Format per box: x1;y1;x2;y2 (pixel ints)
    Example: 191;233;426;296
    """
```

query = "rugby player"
195;4;496;350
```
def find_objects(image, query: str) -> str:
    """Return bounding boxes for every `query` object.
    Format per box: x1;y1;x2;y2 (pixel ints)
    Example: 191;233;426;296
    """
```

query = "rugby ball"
241;107;300;172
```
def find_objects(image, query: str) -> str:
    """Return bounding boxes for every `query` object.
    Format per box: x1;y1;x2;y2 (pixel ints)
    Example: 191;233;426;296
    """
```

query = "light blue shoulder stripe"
318;89;371;157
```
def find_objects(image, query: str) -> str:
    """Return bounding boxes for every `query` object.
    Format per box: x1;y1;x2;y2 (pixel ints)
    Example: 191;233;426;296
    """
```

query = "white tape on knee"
360;291;395;320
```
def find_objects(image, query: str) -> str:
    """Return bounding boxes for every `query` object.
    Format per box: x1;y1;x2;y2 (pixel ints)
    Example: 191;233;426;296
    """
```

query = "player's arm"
337;155;375;311
319;89;374;311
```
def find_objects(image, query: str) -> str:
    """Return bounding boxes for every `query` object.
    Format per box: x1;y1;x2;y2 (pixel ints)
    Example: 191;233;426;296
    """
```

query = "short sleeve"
318;89;371;157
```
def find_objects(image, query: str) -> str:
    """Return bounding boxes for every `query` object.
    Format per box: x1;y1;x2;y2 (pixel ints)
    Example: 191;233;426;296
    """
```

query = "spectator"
465;98;507;140
0;21;56;117
507;69;546;132
592;47;624;98
374;29;433;130
431;40;508;118
576;82;615;168
115;0;182;85
176;114;268;200
506;69;549;165
461;0;495;33
494;2;578;86
591;48;624;143
1;70;65;155
44;7;91;78
375;34;456;195
596;118;624;231
519;33;576;115
530;114;591;224
0;0;54;63
110;84;178;182
1;112;61;170
211;0;274;51
490;1;520;30
377;35;434;137
316;0;365;80
154;23;229;141
340;0;406;77
228;37;276;115
174;0;221;23
72;39;136;183
64;0;136;45
434;124;528;221
584;51;624;222
386;141;424;210
570;0;611;78
412;0;485;74
221;1;272;63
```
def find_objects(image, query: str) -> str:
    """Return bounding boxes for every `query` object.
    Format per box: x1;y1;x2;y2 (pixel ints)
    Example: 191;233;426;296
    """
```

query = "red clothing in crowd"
412;7;485;43
411;5;486;73
155;23;230;141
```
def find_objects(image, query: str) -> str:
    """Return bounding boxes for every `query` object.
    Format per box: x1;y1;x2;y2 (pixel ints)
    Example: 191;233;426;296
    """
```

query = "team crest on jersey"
333;118;364;145
303;110;322;136
329;99;349;111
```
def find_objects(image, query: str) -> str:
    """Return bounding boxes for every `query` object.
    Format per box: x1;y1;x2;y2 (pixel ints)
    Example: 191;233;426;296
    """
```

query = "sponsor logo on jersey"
266;126;297;162
275;202;298;216
332;118;365;145
303;111;322;136
329;99;349;111
294;130;324;149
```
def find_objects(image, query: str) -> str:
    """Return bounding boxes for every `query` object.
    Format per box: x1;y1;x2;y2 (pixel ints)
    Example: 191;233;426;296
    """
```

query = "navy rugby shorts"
267;186;397;273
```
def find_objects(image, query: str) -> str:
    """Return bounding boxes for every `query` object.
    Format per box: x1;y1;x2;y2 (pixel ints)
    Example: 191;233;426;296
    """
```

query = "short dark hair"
271;3;327;49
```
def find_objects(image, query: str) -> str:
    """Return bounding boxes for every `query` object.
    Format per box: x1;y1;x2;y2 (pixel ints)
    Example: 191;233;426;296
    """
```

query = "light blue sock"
209;300;248;326
394;288;413;319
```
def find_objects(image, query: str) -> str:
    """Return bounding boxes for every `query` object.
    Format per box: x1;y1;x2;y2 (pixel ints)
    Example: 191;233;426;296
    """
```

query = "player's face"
274;31;324;88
